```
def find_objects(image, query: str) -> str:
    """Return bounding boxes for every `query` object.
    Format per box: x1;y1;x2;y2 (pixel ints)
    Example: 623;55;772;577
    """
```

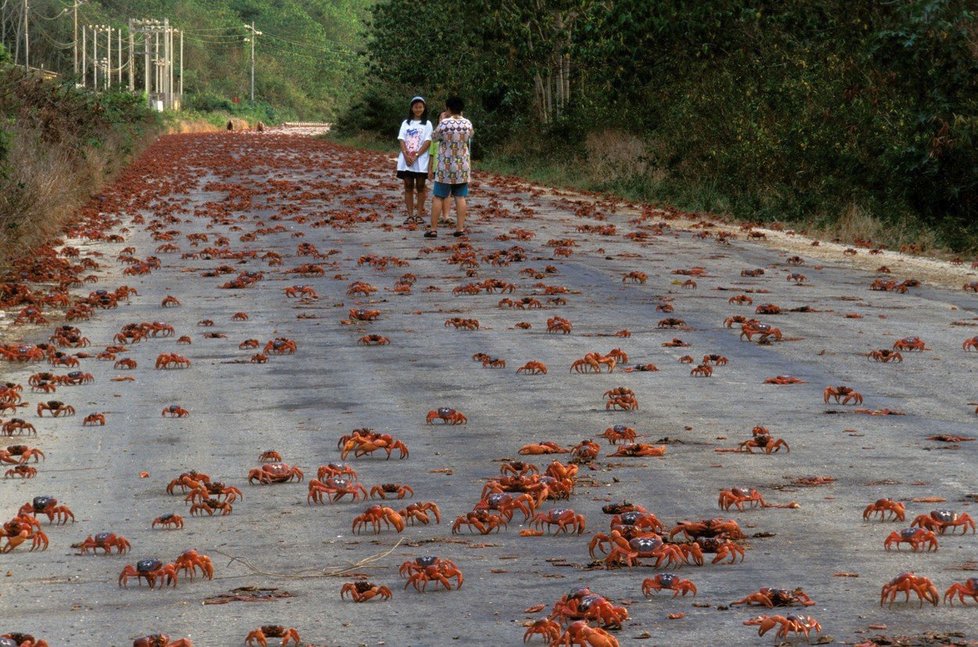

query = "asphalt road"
1;131;977;647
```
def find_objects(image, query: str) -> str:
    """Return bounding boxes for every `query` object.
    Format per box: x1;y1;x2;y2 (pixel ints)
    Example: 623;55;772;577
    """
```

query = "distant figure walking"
396;96;433;225
426;97;473;238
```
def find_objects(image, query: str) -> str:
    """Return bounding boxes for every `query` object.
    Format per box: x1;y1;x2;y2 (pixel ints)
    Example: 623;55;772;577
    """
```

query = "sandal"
424;230;438;238
453;230;467;237
403;215;425;225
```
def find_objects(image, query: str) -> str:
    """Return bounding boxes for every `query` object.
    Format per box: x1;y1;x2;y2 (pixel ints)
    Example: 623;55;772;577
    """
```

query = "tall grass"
473;128;964;257
0;66;160;270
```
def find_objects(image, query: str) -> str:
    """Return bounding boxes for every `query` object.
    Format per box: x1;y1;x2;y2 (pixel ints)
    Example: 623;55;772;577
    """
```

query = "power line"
35;27;72;48
260;30;356;54
29;4;68;20
181;25;246;33
259;40;358;65
181;34;245;43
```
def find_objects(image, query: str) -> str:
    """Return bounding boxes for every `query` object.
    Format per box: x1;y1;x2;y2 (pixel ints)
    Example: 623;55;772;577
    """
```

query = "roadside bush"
0;67;161;268
345;0;978;252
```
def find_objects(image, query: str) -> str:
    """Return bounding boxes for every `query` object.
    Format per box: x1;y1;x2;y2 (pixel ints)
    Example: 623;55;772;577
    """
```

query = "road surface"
1;131;977;647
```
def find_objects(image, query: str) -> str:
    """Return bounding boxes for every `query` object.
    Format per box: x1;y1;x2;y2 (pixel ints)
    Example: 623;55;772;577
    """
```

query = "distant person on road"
427;111;453;227
428;107;455;227
396;96;433;225
426;96;473;239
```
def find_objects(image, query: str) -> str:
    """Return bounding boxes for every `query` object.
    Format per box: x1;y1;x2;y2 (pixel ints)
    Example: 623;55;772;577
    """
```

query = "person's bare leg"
441;195;452;224
430;197;443;232
403;178;415;219
455;196;467;232
415;181;427;220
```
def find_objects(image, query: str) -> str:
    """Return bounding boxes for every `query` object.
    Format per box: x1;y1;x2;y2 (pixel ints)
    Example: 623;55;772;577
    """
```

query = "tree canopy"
340;0;978;248
0;0;372;119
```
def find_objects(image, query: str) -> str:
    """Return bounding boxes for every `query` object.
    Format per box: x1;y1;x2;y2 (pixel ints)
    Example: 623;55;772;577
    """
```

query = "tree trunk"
534;72;549;124
563;53;571;110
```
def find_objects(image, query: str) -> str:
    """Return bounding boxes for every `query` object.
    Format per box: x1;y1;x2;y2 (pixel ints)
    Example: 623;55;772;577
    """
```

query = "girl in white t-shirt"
396;96;433;224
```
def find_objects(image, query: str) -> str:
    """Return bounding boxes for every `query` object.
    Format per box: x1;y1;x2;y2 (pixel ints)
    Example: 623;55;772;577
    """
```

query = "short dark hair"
446;96;464;115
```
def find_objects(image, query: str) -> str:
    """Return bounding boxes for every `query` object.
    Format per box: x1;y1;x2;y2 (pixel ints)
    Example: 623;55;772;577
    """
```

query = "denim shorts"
433;181;469;198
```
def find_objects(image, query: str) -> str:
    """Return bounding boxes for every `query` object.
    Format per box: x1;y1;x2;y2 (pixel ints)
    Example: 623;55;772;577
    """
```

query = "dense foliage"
341;0;978;250
0;0;371;121
0;62;160;264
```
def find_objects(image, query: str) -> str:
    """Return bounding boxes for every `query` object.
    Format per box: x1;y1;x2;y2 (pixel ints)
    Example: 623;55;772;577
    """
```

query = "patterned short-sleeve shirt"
432;116;474;184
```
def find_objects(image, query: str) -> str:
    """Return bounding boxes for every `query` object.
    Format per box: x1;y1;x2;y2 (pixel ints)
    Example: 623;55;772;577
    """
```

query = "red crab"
132;636;194;647
244;626;301;647
744;615;822;640
823;385;863;405
944;578;978;606
72;532;131;555
161;405;189;417
884;527;939;552
523;619;562;644
1;515;49;552
893;336;926;352
399;501;442;525
151;513;184;529
738;427;789;454
0;634;50;647
341;580;392;602
426;407;467;425
880;572;938;607
175;548;214;579
451;510;508;535
717;486;793;511
352;505;405;534
598;424;636;445
554;622;620;647
118;558;178;588
642;573;698;597
519;441;569;455
36;400;75;417
763;375;805;385
369;483;414;499
550;587;628;629
399;556;464;592
530;508;586;535
248;463;303;485
732;587;816;607
911;509;975;534
604;535;687;569
307;476;368;504
0;444;45;464
19;496;75;524
863;498;905;522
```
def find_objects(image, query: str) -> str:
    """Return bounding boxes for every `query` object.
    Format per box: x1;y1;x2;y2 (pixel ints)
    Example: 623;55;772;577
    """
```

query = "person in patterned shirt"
426;97;474;238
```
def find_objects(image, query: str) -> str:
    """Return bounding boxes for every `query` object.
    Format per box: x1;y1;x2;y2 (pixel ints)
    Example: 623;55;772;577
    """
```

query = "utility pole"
81;24;86;86
121;19;182;110
244;21;261;102
142;23;149;101
106;26;111;89
128;20;134;91
178;29;183;102
23;0;28;71
91;24;97;87
73;0;78;76
165;19;172;109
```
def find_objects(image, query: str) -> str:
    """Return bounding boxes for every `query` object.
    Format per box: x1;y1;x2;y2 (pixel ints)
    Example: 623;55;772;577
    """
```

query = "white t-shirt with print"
397;119;433;173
